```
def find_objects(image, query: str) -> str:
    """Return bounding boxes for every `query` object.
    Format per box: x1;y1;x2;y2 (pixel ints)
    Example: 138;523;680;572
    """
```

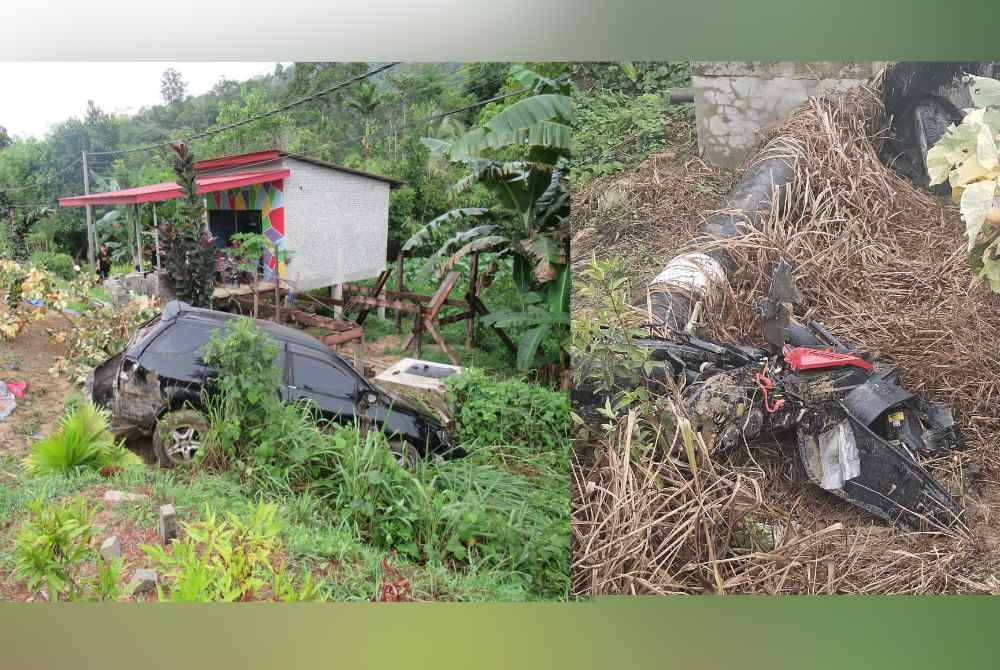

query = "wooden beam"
353;269;391;326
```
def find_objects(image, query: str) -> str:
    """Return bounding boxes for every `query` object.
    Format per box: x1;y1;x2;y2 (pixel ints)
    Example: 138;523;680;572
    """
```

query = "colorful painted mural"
207;179;286;279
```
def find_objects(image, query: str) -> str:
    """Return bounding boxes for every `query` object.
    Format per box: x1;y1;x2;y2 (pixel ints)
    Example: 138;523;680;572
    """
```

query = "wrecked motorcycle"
608;260;964;529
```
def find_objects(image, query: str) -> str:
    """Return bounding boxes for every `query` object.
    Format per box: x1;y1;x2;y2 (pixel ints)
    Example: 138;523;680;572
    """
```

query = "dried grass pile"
573;77;1000;595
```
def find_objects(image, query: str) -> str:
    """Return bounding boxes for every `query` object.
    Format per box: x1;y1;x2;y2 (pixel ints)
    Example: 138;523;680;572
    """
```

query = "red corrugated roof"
58;169;290;207
194;150;282;171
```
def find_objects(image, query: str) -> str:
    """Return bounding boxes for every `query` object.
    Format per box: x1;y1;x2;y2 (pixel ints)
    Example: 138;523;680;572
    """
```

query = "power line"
85;63;512;175
89;62;401;158
316;85;533;156
0;157;82;196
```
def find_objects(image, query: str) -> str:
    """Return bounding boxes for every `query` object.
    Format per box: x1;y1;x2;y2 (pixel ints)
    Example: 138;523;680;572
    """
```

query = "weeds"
142;502;323;602
13;497;122;602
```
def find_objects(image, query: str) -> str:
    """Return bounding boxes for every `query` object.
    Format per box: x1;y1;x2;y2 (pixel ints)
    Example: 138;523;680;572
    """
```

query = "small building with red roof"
60;148;402;292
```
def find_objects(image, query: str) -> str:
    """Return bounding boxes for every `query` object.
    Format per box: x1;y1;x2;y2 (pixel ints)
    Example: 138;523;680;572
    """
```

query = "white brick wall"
281;157;389;291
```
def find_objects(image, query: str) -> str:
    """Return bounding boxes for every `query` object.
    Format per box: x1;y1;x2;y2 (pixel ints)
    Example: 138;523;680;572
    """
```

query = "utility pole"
81;150;95;268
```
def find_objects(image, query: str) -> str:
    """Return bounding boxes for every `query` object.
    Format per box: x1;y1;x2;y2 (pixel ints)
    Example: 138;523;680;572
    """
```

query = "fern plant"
24;402;143;475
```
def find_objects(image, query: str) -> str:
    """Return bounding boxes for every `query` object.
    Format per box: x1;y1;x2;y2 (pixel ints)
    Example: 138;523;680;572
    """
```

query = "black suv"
85;301;452;466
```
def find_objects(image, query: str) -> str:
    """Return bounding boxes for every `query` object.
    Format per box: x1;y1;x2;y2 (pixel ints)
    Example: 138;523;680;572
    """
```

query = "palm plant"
24;402;143;475
403;67;572;378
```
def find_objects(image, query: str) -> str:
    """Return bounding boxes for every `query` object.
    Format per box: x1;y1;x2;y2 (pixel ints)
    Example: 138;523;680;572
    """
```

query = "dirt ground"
0;311;74;455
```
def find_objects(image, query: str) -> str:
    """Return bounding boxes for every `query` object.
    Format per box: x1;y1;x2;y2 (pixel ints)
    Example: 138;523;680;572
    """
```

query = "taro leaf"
949;154;995;186
402;208;488;253
959;178;998;250
978;123;999;170
927;123;978;185
967;75;1000;108
517;323;551;371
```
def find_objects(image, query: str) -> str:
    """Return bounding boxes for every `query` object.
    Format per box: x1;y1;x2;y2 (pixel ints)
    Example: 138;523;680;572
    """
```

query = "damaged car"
85;300;454;467
586;260;964;529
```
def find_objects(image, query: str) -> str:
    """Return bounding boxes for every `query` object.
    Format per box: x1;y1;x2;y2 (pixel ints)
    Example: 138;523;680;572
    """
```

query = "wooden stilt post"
332;284;343;319
394;254;404;334
466;252;479;348
152;203;161;271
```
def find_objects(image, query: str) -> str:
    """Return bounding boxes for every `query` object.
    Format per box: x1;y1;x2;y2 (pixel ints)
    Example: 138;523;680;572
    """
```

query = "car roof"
160;300;331;355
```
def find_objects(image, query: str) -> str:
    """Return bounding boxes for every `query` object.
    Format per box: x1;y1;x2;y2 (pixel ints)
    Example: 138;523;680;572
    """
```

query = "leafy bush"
198;319;569;597
29;251;76;280
925;75;1000;291
24;402;143;475
571;61;691;95
444;368;570;452
572;90;687;184
142;503;324;602
13;497;122;602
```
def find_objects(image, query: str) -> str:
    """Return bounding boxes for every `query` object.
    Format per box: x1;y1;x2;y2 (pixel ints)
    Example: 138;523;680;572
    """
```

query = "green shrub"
200;318;570;598
141;502;324;602
24;402;144;476
13;497;122;602
29;251;76;280
571;88;692;185
444;369;570;452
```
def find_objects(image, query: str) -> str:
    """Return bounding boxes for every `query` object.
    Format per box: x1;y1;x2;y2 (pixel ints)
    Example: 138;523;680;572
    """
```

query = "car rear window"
147;322;215;355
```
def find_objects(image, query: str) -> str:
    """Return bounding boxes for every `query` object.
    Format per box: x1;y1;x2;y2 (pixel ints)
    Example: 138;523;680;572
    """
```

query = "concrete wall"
691;61;887;169
281;156;390;291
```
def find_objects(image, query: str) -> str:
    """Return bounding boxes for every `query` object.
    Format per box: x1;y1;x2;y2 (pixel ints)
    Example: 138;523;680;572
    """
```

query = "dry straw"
573;76;1000;595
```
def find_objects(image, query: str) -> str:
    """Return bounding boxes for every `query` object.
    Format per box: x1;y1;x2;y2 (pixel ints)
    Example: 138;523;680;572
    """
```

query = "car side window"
291;352;355;397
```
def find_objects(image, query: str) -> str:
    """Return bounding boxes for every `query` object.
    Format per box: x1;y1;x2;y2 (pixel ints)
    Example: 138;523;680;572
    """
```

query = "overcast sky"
0;62;282;140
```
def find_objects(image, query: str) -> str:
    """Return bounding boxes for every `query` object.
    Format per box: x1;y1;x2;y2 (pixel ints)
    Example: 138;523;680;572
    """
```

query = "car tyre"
388;439;422;470
153;409;210;468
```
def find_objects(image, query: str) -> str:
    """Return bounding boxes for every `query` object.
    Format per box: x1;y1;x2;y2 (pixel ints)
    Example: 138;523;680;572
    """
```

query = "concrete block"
104;490;148;505
159;504;178;543
100;535;121;562
128;568;158;595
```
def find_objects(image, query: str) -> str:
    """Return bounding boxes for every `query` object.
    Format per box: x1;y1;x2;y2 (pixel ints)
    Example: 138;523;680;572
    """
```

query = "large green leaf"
517;323;551;371
401;208;488;253
926;123;977;185
968;75;1000;108
437;235;509;276
481;310;570;328
485;94;573;136
546;264;570;315
959;178;998;250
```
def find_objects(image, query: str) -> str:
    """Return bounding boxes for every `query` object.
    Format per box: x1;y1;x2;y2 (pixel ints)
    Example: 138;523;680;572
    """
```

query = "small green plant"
28;251;76;280
141;502;324;602
444;368;569;452
24;402;144;475
13;497;123;602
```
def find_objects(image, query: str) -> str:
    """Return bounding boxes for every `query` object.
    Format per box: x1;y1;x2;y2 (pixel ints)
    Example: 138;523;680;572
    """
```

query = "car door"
287;345;359;419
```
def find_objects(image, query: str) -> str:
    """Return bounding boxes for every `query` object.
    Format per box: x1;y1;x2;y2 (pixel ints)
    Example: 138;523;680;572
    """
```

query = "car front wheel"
153;409;210;468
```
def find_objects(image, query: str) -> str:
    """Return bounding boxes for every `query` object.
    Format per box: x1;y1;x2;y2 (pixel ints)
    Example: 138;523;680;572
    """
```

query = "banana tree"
403;67;572;378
